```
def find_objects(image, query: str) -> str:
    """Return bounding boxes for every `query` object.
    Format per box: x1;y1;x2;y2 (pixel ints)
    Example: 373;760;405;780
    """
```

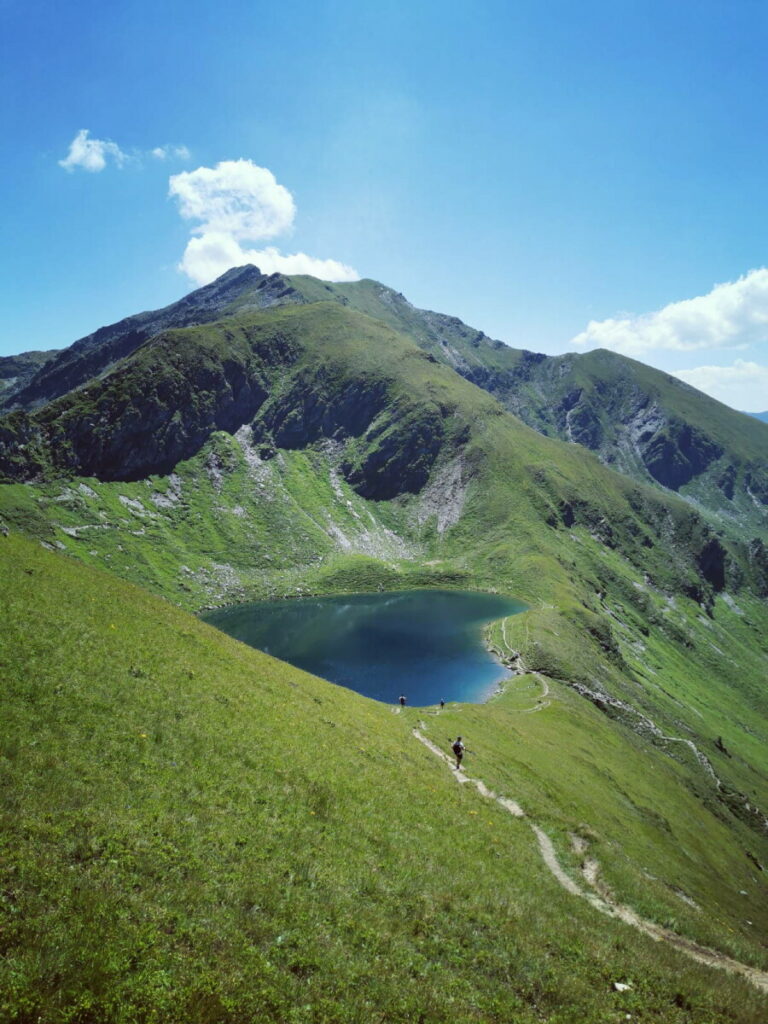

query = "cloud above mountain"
671;359;768;414
169;159;359;285
570;268;768;356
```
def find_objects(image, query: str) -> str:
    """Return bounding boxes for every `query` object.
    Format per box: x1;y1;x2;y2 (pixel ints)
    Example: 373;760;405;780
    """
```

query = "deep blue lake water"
204;589;526;706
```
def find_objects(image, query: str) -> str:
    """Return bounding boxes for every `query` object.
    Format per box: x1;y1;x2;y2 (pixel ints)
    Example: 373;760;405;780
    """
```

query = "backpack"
452;740;464;756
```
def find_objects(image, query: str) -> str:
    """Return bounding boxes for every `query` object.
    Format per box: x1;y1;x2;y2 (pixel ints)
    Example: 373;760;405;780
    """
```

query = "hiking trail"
496;615;550;713
412;724;768;994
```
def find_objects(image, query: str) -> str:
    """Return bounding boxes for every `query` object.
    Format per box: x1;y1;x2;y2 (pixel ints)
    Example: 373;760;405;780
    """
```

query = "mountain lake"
204;589;526;706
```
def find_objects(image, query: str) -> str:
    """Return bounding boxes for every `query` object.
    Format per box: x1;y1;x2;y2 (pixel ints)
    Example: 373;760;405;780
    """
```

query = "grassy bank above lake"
2;531;767;1023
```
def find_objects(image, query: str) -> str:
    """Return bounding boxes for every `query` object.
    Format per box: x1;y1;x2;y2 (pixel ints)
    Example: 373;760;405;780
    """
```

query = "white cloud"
151;144;191;161
178;233;359;286
169;159;359;285
671;360;768;413
59;129;127;172
169;160;295;240
571;268;768;356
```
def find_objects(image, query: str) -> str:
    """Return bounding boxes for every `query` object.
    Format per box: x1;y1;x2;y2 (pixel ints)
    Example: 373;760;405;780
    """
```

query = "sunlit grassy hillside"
2;299;767;1020
2;532;767;1023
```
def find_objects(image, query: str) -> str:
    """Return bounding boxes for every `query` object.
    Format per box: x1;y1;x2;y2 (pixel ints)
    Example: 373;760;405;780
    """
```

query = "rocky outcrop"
696;537;727;592
37;354;270;481
0;348;60;400
747;539;768;597
745;468;768;506
251;371;391;451
560;391;603;448
342;405;449;500
642;422;723;490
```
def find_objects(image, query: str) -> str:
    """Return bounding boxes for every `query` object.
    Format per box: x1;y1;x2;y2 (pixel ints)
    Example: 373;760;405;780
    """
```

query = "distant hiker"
399;695;406;707
451;736;465;770
440;698;445;709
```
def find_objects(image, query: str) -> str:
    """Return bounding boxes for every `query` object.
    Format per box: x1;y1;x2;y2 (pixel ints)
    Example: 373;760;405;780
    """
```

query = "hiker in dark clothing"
399;695;406;707
440;698;445;709
451;736;465;769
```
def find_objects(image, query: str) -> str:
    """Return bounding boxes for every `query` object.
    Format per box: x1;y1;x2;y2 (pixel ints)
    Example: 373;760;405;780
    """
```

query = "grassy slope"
424;404;768;957
277;278;768;542
278;275;767;464
2;531;767;1024
572;350;768;461
281;275;526;374
2;302;768;1018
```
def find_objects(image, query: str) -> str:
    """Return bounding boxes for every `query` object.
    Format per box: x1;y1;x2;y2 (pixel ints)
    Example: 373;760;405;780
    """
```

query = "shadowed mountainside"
0;346;60;401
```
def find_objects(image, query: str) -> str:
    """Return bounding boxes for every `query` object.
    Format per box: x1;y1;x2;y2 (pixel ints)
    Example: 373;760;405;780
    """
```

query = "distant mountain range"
749;410;768;423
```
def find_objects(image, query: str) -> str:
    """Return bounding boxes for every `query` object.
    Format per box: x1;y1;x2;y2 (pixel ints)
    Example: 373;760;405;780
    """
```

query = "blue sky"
2;0;768;410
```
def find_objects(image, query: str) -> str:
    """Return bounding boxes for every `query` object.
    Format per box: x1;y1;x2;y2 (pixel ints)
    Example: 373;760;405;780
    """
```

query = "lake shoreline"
204;588;527;707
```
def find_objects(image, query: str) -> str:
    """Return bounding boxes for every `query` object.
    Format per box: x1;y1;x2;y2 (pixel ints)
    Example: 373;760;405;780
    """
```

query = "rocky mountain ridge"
0;347;60;401
3;265;766;545
0;266;305;412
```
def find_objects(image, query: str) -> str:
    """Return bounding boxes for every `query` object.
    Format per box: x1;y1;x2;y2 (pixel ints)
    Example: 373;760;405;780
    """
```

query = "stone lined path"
412;725;768;994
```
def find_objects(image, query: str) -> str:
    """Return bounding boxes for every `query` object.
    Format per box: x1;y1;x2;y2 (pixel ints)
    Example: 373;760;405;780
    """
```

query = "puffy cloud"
169;159;359;285
571;268;768;356
59;129;127;172
178;233;359;286
151;144;191;161
671;359;768;413
169;160;295;240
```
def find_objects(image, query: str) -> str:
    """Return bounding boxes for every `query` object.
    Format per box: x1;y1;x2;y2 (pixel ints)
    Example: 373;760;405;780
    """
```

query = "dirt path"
500;616;512;653
522;670;550;713
412;725;768;994
507;663;550;714
496;615;551;713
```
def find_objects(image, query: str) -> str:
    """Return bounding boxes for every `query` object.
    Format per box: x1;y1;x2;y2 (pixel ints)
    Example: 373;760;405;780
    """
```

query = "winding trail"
496;616;551;713
520;670;551;713
412;725;768;994
499;617;766;829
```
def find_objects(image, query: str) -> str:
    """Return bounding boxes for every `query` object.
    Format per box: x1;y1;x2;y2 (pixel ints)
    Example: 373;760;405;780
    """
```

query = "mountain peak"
1;265;294;412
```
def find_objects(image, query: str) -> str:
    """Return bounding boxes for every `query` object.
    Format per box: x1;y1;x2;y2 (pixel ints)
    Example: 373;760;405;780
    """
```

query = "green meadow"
2;533;767;1023
1;299;767;1021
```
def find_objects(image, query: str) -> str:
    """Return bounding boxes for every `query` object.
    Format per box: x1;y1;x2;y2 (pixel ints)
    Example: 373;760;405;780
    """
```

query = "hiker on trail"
451;736;465;770
440;698;445;709
399;695;406;707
